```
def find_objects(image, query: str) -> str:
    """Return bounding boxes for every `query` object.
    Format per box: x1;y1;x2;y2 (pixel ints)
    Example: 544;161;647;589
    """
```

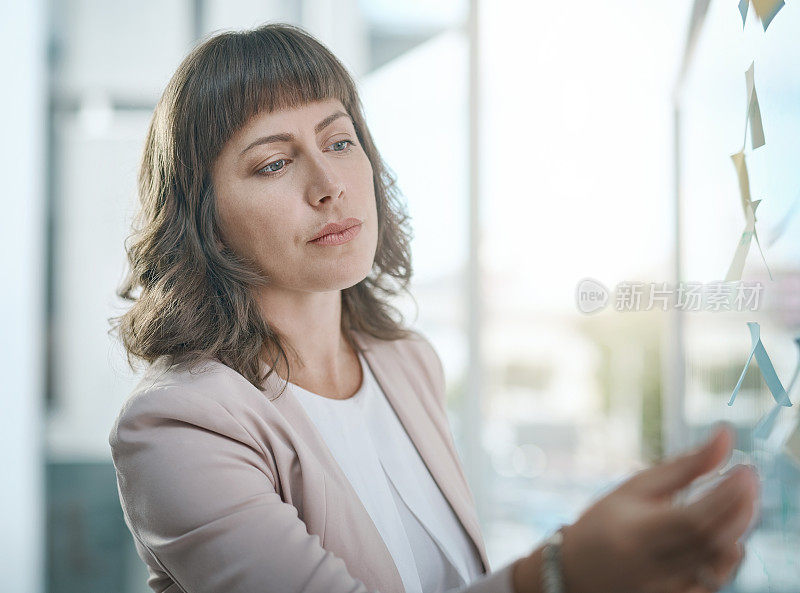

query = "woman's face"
211;98;378;294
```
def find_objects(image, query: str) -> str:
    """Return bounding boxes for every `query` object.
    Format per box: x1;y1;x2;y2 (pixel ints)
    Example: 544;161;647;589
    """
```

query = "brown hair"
109;22;416;400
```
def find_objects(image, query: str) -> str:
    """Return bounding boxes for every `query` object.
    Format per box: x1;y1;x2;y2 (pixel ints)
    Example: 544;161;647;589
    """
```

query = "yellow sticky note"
725;200;759;282
731;151;751;213
752;0;785;30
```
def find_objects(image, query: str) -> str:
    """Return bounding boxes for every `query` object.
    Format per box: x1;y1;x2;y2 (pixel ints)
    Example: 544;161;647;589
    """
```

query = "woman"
108;22;759;593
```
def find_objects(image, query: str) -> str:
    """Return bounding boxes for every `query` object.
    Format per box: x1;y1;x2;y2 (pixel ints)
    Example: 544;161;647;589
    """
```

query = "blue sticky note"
728;322;791;407
786;336;800;395
729;343;756;406
739;0;749;27
753;402;783;440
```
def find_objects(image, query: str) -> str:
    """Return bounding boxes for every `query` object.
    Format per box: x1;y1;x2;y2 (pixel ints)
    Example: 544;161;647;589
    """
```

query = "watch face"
545;528;564;547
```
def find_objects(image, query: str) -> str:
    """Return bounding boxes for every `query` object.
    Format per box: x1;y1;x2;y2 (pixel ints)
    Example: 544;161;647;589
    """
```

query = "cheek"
360;153;374;184
218;193;292;257
354;157;376;203
243;206;302;254
215;198;242;250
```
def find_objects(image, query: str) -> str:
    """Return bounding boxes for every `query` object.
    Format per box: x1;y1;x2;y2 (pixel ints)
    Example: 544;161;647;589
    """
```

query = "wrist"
512;545;545;593
558;523;585;593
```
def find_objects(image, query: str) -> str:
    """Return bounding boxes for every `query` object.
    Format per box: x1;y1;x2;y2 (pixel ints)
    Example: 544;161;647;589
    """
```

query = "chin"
304;256;374;292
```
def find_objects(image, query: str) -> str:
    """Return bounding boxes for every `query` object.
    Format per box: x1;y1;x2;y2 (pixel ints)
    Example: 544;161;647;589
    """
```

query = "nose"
305;152;345;206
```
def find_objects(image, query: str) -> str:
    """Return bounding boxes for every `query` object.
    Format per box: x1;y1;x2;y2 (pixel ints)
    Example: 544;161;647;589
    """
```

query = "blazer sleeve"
108;385;375;593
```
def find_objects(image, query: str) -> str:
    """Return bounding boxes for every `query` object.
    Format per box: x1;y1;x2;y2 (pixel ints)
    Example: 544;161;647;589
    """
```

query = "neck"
255;285;355;389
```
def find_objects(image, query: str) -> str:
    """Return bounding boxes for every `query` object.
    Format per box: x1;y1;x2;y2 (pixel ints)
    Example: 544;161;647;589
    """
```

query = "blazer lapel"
353;331;491;574
261;364;407;593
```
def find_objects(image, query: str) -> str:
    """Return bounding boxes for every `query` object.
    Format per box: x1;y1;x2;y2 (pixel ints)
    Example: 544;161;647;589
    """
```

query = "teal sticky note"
786;336;800;395
739;0;749;27
753;402;783;440
729;342;757;406
728;322;791;407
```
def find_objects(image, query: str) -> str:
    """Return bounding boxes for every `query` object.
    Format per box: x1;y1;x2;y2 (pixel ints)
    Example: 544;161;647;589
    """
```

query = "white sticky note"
745;62;766;150
725;199;772;281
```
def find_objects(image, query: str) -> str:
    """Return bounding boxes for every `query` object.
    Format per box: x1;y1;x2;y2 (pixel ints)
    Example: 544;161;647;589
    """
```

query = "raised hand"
557;425;759;593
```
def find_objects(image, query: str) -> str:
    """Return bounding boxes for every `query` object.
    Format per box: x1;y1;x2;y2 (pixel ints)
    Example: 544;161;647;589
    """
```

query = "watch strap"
541;526;567;593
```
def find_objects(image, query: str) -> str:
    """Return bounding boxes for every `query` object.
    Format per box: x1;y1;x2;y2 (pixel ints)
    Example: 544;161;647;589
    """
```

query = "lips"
309;217;362;241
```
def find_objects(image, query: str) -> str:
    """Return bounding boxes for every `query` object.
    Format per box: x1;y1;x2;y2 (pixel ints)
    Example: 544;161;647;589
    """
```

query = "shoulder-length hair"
109;22;416;400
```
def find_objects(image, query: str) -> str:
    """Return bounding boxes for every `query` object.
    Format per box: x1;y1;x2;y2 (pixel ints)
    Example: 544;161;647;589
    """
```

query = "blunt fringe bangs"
109;22;416;400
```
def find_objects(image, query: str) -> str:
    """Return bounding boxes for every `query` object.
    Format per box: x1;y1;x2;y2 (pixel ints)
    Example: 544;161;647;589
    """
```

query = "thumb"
624;424;734;499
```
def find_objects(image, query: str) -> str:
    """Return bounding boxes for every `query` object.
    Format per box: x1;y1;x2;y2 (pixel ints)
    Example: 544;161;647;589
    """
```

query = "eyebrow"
239;110;353;156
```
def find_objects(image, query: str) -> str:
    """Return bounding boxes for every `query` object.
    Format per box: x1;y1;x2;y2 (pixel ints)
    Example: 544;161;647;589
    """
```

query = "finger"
681;467;754;563
639;540;745;593
714;541;746;586
702;471;760;550
683;543;745;593
623;424;734;499
648;466;755;571
626;482;734;567
685;465;758;536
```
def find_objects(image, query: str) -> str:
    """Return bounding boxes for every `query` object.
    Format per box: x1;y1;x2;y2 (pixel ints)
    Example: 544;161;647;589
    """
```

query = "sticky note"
757;337;800;441
787;337;800;395
752;0;785;30
739;0;749;26
725;200;771;281
745;62;765;150
753;402;784;440
731;151;752;213
728;322;791;408
785;421;800;467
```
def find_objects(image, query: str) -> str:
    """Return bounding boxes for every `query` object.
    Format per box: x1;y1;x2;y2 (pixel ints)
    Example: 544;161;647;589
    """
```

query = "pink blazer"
109;329;492;593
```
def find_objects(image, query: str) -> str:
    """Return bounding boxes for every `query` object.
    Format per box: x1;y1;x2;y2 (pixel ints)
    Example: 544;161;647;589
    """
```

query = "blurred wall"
1;1;47;591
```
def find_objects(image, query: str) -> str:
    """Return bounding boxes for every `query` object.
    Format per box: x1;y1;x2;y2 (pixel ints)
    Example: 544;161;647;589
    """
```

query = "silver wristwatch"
541;526;567;593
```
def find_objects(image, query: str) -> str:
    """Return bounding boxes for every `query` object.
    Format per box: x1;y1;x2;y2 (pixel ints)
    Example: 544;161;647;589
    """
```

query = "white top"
290;350;517;593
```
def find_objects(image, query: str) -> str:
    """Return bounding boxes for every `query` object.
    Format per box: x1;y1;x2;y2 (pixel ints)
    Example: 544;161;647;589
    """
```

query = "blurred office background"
2;0;798;592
